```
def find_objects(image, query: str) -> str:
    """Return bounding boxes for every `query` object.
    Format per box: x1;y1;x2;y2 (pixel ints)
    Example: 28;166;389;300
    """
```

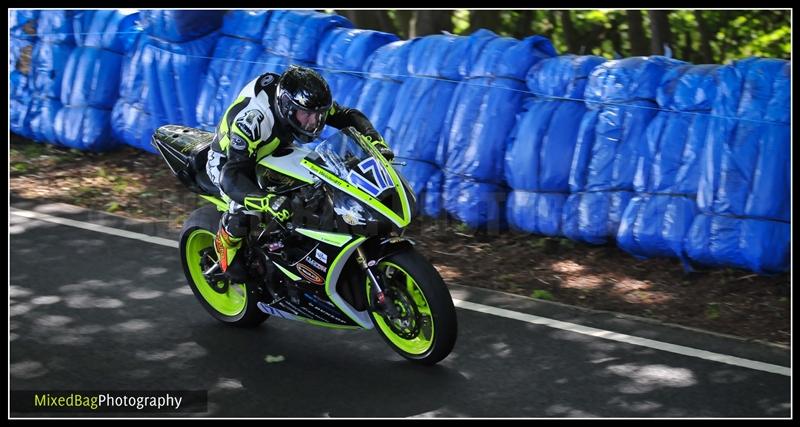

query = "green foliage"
531;289;555;300
381;9;789;64
705;302;721;320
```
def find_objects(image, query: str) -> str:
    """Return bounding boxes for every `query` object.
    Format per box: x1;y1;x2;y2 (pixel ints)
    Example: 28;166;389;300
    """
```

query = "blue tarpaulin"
563;56;685;244
441;30;557;228
505;54;606;235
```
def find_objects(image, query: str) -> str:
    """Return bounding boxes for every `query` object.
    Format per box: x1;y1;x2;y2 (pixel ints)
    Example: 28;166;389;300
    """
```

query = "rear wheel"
179;205;268;328
367;249;457;365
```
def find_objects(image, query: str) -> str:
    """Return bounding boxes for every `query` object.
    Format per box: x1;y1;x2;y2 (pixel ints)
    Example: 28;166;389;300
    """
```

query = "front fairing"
300;128;415;234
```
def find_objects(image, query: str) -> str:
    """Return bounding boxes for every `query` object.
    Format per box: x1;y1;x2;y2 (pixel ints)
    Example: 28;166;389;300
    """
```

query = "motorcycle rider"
206;65;394;282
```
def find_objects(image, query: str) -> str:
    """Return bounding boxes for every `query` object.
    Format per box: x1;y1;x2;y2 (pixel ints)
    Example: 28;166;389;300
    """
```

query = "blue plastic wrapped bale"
117;33;153;106
27;96;65;145
11;70;30;99
584;56;685;104
385;34;478;159
11;71;33;137
196;36;264;131
562;191;634;244
696;58;790;222
139;10;224;42
467;31;557;79
316;28;399;106
616;194;699;260
506;191;568;236
442;31;558;227
504;55;607;236
383;34;484;218
395;159;439;216
60;47;123;109
28;42;74;99
112;100;157;153
443;78;531;184
506;98;599;193
685;213;789;274
633;67;720;195
570;56;686;191
526;54;607;99
248;51;291;75
613;64;724;263
9;10;39;37
262;10;352;63
443;176;508;231
443;32;557;183
36;10;76;44
11;36;35;71
54;106;118;151
353;40;412;135
222;10;273;41
74;9;142;54
142;31;221;128
10;97;34;138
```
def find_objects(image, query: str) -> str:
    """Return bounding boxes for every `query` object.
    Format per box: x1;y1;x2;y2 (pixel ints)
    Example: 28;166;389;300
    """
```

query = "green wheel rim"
185;229;247;317
369;261;434;355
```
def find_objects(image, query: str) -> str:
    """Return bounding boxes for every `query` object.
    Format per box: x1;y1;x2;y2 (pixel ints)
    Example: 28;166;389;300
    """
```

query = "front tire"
179;205;268;328
367;249;457;365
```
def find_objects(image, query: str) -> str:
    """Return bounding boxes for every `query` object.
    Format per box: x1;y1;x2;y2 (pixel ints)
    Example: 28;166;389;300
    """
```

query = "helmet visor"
285;103;328;139
294;108;327;133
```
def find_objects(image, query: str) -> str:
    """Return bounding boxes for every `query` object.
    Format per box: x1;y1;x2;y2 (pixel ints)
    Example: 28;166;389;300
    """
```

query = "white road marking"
11;207;790;377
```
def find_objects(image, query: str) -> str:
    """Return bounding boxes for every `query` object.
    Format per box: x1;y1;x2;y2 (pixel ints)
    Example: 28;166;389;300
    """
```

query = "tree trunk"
682;30;693;63
410;10;452;38
469;10;502;33
513;10;534;39
335;10;397;34
560;10;580;54
393;10;413;39
626;10;649;56
694;10;714;63
648;10;673;55
608;13;623;57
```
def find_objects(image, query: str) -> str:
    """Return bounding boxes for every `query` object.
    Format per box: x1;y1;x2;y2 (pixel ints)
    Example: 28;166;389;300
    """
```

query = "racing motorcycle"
151;125;457;365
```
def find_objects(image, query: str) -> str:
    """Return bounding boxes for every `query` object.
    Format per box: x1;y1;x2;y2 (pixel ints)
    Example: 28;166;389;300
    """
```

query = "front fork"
356;246;400;318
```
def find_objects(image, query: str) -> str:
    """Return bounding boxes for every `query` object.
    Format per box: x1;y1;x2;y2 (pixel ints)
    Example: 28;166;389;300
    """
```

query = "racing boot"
213;214;249;283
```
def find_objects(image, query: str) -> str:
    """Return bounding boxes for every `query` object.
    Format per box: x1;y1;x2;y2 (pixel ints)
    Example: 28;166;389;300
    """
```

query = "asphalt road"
9;200;791;418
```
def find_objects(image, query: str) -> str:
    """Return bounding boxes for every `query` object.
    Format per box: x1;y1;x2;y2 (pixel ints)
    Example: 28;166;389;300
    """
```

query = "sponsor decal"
315;249;328;264
304;256;328;273
296;263;324;285
259;74;274;86
230;134;246;151
334;204;367;226
346;157;394;197
235;109;265;141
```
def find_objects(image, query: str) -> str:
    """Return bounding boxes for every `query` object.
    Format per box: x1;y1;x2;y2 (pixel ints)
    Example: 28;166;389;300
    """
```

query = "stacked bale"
112;10;225;152
615;64;723;265
505;55;606;235
562;56;685;243
54;10;140;151
684;58;790;273
195;10;274;131
440;30;558;229
21;11;77;145
10;10;41;138
384;33;488;216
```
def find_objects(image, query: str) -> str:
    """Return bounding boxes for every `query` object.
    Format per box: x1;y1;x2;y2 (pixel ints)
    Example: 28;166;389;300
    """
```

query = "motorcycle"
151;125;457;365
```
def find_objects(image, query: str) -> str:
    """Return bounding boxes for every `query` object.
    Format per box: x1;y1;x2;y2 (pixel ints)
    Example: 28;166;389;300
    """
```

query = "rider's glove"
365;134;395;161
243;194;291;222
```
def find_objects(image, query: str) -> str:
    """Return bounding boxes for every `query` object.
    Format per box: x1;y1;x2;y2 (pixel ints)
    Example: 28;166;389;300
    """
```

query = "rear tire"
367;249;457;365
179;205;268;328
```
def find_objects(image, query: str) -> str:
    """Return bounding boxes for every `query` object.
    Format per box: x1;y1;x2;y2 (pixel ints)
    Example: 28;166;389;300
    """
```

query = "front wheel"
179;205;268;328
367;249;457;365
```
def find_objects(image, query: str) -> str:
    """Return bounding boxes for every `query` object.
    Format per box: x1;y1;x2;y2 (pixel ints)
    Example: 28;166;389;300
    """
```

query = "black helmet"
274;65;333;143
